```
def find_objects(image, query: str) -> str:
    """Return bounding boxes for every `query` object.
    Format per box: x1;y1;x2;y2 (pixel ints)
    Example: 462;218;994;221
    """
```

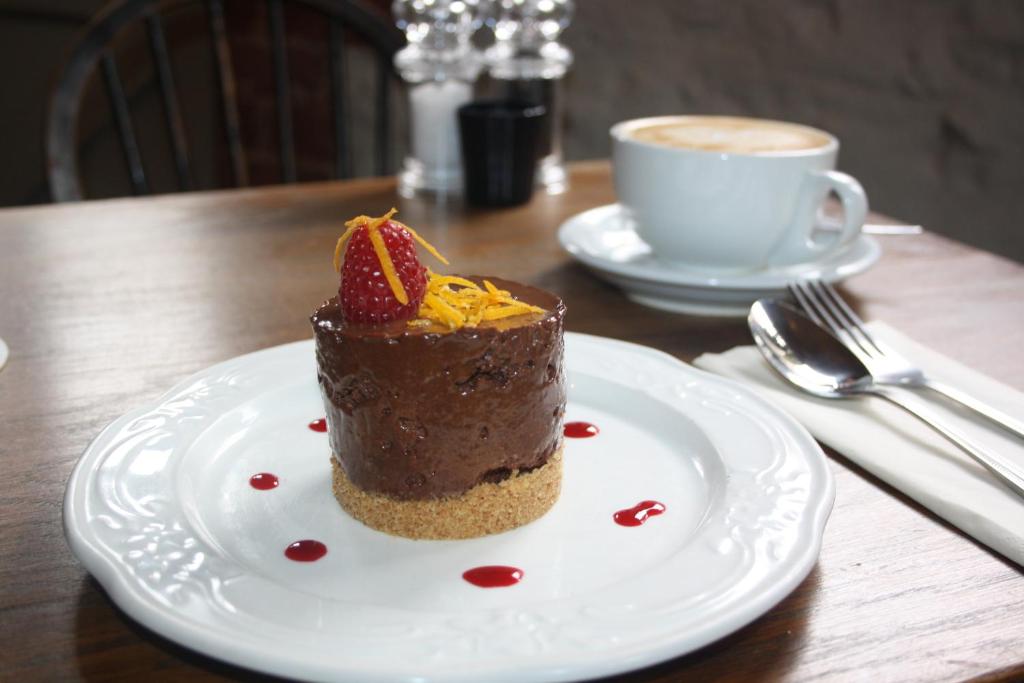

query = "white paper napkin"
694;322;1024;567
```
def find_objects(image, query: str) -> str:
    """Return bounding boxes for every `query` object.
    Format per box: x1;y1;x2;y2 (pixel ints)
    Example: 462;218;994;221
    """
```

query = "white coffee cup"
611;115;868;271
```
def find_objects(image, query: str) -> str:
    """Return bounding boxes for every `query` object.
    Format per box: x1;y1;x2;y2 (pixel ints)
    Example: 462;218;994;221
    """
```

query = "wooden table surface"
1;161;1022;682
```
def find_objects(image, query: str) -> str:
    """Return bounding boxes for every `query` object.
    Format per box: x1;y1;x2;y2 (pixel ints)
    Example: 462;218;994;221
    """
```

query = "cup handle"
769;169;867;266
810;170;868;253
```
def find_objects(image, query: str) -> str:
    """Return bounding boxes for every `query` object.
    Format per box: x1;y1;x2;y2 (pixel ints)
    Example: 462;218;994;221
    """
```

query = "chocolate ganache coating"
311;277;566;501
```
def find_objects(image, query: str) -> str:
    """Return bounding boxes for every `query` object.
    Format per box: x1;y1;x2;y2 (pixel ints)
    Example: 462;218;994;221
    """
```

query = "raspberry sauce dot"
564;421;599;438
614;500;666;527
463;565;524;587
285;540;327;562
249;473;279;490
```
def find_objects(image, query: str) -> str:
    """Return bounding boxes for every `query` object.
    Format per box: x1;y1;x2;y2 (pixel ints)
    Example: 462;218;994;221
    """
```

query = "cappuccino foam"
629;116;831;154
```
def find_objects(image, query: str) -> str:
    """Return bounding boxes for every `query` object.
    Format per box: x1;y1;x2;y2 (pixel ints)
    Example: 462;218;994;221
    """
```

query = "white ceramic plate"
0;336;8;372
558;203;881;317
65;333;833;682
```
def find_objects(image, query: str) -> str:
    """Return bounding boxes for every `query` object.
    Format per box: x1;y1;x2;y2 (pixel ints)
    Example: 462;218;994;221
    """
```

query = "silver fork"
789;279;1024;441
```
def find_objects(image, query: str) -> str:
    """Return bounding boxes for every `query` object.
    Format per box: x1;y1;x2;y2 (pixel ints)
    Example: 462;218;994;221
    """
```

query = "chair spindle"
269;0;296;183
206;0;248;186
329;17;351;179
101;53;149;195
145;10;193;191
375;52;390;177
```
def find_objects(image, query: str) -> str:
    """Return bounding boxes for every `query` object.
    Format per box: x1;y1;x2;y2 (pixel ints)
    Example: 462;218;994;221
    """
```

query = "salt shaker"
393;0;482;197
483;0;574;193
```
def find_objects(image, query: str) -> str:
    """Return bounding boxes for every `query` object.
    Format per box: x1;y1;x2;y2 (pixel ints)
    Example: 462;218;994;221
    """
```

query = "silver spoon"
748;299;1024;498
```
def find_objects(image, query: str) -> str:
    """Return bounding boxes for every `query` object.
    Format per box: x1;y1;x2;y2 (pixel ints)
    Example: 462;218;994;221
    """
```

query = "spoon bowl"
748;299;873;398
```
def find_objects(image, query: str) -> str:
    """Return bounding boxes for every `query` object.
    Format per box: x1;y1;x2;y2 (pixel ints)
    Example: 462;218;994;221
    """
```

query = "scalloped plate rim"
64;334;834;682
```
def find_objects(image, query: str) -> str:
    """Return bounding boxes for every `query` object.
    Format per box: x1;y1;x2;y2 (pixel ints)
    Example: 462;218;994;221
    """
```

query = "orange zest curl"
391;220;450;266
332;208;448;306
410;272;545;330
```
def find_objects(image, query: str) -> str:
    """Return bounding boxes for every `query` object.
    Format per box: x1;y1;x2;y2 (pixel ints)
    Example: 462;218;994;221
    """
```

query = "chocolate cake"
312;277;566;539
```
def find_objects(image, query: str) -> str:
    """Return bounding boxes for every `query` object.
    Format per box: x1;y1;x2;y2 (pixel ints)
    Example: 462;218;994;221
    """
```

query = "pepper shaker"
482;0;574;194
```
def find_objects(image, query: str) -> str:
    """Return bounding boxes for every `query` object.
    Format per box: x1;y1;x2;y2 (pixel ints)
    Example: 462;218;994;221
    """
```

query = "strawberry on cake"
311;209;565;539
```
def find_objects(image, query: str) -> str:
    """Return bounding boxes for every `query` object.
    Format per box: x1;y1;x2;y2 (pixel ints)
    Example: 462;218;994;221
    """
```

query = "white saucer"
64;334;833;682
558;204;882;317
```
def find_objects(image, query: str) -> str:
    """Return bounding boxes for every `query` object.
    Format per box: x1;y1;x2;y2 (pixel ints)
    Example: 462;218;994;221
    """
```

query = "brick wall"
225;0;395;184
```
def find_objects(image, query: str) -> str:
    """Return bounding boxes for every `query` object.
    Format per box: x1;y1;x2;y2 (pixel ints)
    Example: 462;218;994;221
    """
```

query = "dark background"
2;0;1023;262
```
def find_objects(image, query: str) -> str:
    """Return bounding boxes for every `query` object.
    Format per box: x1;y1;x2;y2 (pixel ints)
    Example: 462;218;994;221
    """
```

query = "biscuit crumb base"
330;449;563;540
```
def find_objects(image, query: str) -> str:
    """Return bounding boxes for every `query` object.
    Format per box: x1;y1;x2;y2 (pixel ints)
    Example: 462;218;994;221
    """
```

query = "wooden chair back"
47;0;403;201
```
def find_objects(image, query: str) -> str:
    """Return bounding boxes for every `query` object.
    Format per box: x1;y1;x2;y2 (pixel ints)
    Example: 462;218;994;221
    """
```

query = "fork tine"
815;280;886;357
789;281;848;342
805;280;878;359
787;282;826;327
792;279;880;368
